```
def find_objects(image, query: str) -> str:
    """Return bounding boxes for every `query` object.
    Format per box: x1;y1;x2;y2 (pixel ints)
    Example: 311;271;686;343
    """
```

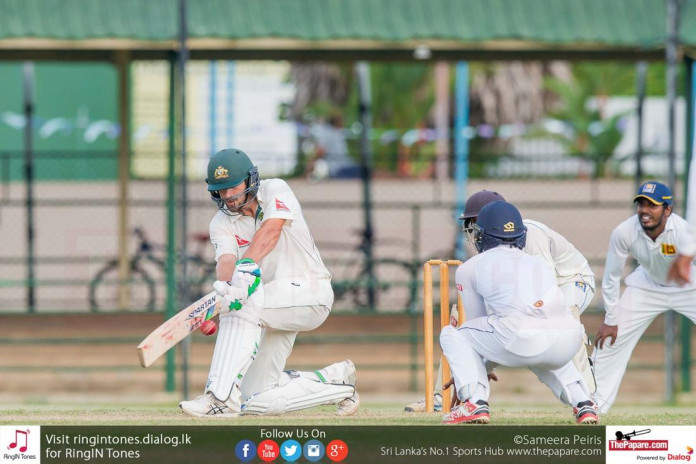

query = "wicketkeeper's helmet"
473;201;526;252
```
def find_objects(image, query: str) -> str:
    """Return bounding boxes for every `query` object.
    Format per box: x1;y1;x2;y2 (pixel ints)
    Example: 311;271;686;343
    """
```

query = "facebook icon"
235;440;256;462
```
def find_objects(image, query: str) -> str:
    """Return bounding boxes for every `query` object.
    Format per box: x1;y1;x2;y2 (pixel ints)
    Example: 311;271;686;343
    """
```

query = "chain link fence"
1;148;678;314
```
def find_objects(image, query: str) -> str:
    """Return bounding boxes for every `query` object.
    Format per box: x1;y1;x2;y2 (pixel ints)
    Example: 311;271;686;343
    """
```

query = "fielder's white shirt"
209;179;331;282
602;213;696;325
456;246;566;320
523;219;595;289
681;222;696;257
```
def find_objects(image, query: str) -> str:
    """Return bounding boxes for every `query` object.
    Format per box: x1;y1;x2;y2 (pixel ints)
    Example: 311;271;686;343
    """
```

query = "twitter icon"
280;439;302;462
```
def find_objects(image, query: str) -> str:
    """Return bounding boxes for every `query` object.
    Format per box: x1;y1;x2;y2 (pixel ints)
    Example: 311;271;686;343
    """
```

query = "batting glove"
231;258;262;297
213;280;248;312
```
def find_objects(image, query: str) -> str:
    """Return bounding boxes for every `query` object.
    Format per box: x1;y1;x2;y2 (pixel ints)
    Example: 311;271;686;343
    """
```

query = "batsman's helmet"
206;148;260;215
473;201;526;253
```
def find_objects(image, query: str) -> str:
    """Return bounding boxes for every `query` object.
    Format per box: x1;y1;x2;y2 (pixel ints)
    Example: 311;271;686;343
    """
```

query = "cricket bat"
137;290;220;368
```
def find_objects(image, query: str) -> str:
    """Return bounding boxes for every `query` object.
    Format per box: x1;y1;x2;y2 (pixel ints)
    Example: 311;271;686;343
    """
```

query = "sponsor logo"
275;198;290;212
1;426;40;463
213;166;229;180
185;295;217;321
236;235;251;247
503;222;515;232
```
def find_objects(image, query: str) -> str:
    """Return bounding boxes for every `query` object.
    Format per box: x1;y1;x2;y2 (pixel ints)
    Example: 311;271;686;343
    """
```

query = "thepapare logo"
503;222;515;232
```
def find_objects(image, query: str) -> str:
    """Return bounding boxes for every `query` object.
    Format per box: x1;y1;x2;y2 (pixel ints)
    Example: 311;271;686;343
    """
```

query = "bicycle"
322;230;420;313
88;228;216;312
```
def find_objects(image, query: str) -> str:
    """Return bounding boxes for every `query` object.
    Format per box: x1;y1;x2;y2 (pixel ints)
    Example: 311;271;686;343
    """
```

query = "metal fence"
0;149;693;401
0;149;678;314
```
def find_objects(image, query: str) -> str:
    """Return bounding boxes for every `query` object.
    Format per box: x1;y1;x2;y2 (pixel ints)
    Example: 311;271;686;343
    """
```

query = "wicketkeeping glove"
231;258;262;297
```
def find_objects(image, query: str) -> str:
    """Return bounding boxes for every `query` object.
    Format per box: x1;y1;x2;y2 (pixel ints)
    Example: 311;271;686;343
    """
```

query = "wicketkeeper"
441;201;598;424
179;149;358;417
406;189;596;412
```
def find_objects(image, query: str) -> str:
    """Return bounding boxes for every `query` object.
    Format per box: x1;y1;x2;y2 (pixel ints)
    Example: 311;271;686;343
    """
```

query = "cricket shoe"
179;392;241;418
442;399;490;424
325;359;360;416
574;400;599;424
337;390;360;416
404;393;443;412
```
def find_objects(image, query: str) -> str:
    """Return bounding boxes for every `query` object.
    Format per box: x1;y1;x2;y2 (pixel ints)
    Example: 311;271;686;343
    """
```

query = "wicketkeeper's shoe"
442;399;490;424
404;393;443;412
574;400;599;424
179;392;241;418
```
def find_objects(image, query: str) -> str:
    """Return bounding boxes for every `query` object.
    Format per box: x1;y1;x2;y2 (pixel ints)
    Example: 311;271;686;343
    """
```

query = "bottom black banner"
32;426;605;463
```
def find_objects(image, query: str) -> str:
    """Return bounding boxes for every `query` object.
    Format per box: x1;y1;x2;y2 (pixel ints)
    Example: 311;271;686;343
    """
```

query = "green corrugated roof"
0;0;693;59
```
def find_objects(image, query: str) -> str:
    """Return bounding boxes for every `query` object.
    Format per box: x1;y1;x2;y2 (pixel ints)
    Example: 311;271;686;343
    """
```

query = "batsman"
179;148;358;418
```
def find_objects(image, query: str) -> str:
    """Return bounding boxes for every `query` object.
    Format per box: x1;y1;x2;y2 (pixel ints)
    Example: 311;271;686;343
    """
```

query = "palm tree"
543;64;633;178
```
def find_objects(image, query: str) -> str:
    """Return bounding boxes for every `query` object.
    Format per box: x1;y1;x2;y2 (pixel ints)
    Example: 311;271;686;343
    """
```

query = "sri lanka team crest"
214;166;229;180
503;222;515;232
661;243;676;256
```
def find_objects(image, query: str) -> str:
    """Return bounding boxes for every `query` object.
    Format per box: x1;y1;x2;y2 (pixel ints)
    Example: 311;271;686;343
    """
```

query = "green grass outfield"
1;402;694;426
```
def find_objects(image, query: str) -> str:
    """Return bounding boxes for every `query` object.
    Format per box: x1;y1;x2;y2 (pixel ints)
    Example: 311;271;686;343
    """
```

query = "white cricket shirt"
602;213;696;325
209;179;331;282
455;246;566;319
523;219;595;289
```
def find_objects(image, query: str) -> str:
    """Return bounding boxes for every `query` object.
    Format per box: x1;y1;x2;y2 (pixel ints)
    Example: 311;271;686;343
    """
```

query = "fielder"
441;201;598;424
179;148;358;418
593;181;696;413
406;189;596;412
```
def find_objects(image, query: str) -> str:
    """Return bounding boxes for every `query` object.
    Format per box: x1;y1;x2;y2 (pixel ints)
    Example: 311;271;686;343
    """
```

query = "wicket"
423;259;464;413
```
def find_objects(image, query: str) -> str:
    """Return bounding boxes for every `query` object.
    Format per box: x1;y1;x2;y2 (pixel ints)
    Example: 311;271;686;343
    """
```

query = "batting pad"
241;371;355;415
205;315;262;402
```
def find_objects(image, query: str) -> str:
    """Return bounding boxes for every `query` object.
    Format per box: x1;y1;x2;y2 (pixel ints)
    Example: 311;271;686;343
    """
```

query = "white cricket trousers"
593;284;696;413
240;277;334;401
440;314;584;403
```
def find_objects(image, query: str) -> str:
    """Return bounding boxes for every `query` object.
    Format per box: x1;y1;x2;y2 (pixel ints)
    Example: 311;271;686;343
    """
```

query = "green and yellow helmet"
206;148;260;215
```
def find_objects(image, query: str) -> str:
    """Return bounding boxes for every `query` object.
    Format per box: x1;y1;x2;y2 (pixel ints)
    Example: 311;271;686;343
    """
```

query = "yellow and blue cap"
634;181;673;206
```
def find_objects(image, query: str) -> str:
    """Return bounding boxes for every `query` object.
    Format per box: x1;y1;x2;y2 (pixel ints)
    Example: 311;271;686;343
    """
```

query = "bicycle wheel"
351;258;419;312
89;261;156;312
187;257;217;301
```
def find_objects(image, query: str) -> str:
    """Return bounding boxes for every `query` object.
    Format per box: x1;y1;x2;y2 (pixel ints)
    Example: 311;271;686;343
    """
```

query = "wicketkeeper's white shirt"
523;219;595;289
602;213;696;325
209;178;331;282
